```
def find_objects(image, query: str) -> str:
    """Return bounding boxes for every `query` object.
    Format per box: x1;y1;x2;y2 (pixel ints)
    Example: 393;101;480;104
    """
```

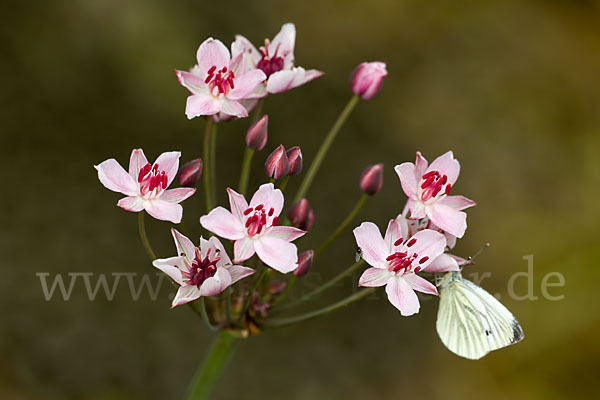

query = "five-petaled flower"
176;38;267;120
354;219;446;316
153;229;255;308
200;183;305;273
95;149;195;223
394;151;476;238
233;23;324;94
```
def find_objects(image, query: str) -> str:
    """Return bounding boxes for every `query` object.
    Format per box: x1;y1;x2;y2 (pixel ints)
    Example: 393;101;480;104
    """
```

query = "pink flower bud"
176;158;203;187
246;115;269;151
360;163;384;195
350;62;388;100
285;146;303;176
287;198;316;231
294;250;314;276
265;144;289;180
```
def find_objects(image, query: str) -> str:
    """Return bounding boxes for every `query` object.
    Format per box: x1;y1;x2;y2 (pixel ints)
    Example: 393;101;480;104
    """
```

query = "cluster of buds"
265;144;304;180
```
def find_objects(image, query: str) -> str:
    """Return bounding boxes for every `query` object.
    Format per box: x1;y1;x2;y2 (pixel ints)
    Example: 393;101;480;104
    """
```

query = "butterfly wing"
436;272;524;360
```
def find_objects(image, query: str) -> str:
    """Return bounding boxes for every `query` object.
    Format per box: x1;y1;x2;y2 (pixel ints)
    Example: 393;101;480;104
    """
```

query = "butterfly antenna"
467;242;490;264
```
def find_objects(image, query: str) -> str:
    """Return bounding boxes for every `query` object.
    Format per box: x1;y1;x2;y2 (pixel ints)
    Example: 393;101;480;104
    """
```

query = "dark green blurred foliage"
1;0;599;399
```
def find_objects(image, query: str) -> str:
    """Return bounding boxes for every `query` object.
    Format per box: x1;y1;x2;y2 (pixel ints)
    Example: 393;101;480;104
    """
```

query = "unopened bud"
246;115;268;151
360;163;384;195
303;208;316;231
287;198;315;231
285;146;303;176
350;62;388;100
177;158;203;187
294;250;314;276
265;144;289;180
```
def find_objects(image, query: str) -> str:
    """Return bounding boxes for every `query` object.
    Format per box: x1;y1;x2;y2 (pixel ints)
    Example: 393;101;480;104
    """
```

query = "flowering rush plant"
95;23;480;399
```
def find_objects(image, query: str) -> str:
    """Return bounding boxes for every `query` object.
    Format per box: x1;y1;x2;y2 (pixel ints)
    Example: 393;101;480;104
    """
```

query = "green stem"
200;297;220;332
184;331;238;400
277;260;365;311
210;123;218;206
224;287;232;326
138;212;156;260
278;175;290;193
315;193;369;258
203;117;214;213
294;95;360;202
238;147;255;196
261;287;375;329
237;266;267;324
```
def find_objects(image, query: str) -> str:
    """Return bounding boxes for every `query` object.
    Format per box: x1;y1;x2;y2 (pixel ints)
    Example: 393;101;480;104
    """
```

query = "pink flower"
232;23;324;94
200;183;305;273
354;219;446;316
153;229;255;308
175;38;267;120
350;62;388;100
394;151;476;238
95;149;195;223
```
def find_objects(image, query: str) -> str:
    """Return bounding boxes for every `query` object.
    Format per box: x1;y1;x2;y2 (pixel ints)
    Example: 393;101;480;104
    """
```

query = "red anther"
256;224;263;235
386;254;395;261
272;216;279;226
207;65;216;74
268;208;274;216
419;256;429;264
414;267;421;273
205;74;213;84
421;176;435;189
407;238;417;247
243;208;253;215
245;218;253;228
228;76;234;89
394;238;403;246
422;170;437;179
161;173;168;189
444;184;451;195
432;185;442;198
261;214;267;225
221;66;227;72
255;204;264;210
153;164;159;172
138;163;152;182
441;175;447;184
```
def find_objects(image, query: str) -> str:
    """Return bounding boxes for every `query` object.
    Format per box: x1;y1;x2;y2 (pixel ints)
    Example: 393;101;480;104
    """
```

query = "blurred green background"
2;0;599;398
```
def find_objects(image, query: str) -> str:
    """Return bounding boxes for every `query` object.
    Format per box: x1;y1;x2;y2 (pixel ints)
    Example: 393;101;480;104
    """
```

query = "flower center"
257;39;285;77
138;163;168;197
182;248;220;288
243;204;278;237
386;237;429;274
420;170;451;201
205;65;235;96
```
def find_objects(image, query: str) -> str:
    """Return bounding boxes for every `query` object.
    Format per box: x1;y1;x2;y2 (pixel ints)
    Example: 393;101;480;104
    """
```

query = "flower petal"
227;188;249;220
267;226;305;241
172;285;201;308
427;151;460;186
199;267;231;296
404;273;439;295
117;196;144;212
400;229;446;269
384;218;404;252
254;236;298;273
226;265;255;285
207;236;232;267
186;94;222;119
358;267;391;287
160;187;196;203
385;277;420;316
227;70;267;100
175;70;207;94
249;183;284;217
196;38;230;75
219;99;248;118
266;67;323;94
200;207;245;240
353;222;388;268
153;151;180;186
144;200;183;224
425;253;461;273
128;149;149;180
394;162;418;199
170;228;196;261
437;195;476;211
232;34;261;64
234;237;256;262
95;159;138;196
426;204;467;238
269;23;296;60
153;256;185;285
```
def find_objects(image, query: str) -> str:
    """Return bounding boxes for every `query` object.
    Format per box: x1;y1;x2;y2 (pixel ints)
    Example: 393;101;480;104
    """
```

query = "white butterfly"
436;271;524;360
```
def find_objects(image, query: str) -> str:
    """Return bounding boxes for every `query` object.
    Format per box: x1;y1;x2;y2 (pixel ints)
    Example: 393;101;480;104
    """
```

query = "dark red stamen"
243;207;253;215
419;256;429;264
407;238;417;247
394;238;403;246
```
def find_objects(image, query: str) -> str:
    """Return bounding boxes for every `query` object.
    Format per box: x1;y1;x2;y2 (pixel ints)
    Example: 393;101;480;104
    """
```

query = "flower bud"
350;62;388;100
246;115;268;151
287;198;316;231
360;163;384;195
285;146;303;176
265;144;289;180
294;250;314;276
176;158;203;187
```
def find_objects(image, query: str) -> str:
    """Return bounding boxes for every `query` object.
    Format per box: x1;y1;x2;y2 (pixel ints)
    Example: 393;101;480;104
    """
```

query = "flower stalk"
294;95;360;202
203;117;214;212
138;211;156;261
